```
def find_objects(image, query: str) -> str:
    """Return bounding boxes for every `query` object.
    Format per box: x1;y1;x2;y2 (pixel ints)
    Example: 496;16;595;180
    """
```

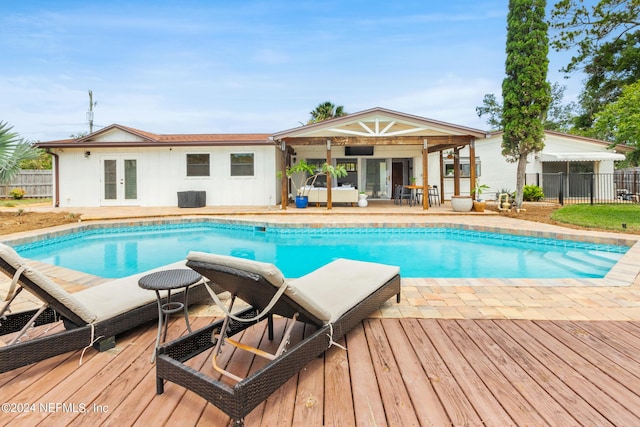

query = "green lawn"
551;204;640;232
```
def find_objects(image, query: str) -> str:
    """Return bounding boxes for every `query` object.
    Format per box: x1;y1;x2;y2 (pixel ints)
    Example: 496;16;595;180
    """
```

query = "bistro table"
404;185;423;206
138;268;203;362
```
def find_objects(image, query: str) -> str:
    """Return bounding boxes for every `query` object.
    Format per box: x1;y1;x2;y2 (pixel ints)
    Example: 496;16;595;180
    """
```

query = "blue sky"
1;0;581;141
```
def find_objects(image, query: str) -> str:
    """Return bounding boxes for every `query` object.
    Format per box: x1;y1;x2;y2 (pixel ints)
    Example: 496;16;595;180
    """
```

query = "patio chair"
428;185;441;206
155;252;401;426
0;243;214;373
394;184;413;206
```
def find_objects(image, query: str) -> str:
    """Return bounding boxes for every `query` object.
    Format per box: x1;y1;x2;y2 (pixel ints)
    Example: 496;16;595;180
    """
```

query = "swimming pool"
13;221;628;279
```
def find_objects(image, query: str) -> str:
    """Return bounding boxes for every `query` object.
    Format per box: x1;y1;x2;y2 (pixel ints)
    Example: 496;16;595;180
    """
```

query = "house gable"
82;127;155;144
272;107;486;142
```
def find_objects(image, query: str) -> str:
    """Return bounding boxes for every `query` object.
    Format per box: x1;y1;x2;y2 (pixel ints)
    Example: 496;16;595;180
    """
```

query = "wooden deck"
3;315;640;426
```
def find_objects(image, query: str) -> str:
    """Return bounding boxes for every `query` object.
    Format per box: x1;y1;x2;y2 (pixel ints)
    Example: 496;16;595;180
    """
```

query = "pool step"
564;251;621;269
543;252;612;277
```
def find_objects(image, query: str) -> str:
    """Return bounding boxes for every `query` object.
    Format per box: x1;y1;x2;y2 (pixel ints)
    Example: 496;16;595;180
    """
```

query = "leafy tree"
593;80;640;165
307;101;347;124
550;0;640;131
544;83;578;131
20;151;52;170
476;82;575;132
475;94;503;131
0;121;42;183
502;0;551;209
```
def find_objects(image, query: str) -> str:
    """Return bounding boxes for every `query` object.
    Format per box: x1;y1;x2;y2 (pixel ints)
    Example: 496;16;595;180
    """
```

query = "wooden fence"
0;170;52;199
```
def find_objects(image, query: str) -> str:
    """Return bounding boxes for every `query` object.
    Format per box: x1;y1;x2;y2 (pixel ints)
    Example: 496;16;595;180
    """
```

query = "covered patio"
272;107;488;210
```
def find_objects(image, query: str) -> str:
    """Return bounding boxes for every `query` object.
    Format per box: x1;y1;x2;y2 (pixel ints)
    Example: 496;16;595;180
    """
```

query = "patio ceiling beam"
283;135;475;148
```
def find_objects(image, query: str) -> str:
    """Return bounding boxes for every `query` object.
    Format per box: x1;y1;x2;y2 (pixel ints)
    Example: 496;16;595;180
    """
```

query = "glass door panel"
364;159;390;199
124;159;138;199
104;159;117;200
102;157;139;205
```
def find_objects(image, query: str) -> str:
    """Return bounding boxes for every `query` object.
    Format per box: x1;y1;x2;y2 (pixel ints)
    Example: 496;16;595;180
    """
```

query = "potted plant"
472;182;490;212
278;159;348;208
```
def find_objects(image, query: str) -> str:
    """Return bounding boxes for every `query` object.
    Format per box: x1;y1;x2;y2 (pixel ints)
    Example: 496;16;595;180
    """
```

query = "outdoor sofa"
306;186;359;206
155;251;401;426
0;243;214;373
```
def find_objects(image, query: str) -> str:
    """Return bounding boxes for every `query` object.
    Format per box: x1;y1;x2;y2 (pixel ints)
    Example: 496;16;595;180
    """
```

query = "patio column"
469;138;477;198
280;140;288;210
326;139;332;210
453;147;461;195
439;151;444;203
422;139;429;210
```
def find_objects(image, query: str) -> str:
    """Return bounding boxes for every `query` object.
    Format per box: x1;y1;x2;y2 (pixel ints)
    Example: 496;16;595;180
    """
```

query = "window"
186;154;210;177
444;157;481;178
336;159;357;187
230;153;254;176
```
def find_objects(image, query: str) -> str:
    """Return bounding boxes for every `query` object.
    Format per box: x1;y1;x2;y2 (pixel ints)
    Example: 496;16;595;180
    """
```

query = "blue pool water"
14;222;628;279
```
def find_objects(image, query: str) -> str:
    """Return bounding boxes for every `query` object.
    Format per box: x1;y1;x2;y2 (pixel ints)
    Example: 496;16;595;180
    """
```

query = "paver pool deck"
2;202;640;322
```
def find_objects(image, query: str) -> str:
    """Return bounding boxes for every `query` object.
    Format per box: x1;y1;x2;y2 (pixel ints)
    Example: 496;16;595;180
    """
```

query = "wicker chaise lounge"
0;243;212;373
155;251;401;426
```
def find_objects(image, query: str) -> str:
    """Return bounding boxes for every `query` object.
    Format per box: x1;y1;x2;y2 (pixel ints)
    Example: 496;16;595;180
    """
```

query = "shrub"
522;185;544;201
9;188;26;200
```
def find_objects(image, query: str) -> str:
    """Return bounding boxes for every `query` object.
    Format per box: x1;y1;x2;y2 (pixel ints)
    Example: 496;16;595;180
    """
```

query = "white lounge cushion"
188;252;286;288
187;252;399;324
73;260;189;322
1;241;193;324
0;243;97;324
290;259;399;323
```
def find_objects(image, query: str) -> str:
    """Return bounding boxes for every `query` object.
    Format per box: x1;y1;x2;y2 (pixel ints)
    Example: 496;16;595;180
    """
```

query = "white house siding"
53;145;278;207
446;133;623;201
41;111;625;208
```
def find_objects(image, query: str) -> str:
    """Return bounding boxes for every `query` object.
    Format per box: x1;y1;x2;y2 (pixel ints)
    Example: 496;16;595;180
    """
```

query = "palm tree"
307;101;347;124
0;121;41;183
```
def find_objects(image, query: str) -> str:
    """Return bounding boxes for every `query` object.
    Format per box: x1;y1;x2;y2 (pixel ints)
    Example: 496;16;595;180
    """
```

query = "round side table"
138;268;202;362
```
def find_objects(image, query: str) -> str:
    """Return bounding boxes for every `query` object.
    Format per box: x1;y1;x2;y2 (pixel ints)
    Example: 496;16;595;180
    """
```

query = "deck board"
291;324;326;426
347;322;389;427
323;335;355;427
401;318;483;426
493;320;619;427
459;319;579;426
426;319;515;425
363;319;420;427
440;319;549;426
3;317;640;426
384;320;450;426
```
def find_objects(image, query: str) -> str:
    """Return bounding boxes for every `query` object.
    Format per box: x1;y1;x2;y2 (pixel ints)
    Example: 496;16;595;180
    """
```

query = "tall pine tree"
502;0;551;209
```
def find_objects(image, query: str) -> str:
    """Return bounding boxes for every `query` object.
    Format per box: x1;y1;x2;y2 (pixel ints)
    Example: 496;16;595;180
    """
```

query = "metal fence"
0;170;52;199
525;171;640;204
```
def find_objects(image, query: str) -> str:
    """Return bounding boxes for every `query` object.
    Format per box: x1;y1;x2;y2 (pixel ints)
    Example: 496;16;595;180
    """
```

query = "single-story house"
37;107;628;209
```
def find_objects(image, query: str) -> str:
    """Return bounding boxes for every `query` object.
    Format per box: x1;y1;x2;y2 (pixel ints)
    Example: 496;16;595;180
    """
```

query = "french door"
101;156;139;205
363;159;391;199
